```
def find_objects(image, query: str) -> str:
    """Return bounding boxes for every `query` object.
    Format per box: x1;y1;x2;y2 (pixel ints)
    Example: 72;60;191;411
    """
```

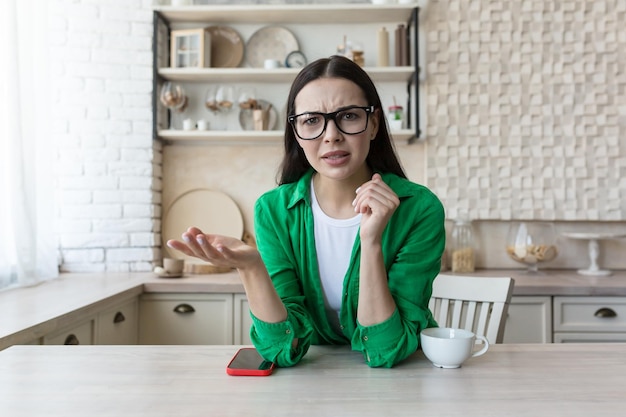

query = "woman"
167;55;445;368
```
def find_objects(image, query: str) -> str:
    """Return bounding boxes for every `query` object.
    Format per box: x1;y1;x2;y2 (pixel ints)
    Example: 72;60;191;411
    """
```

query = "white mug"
264;59;281;69
420;327;489;368
182;118;194;131
197;119;208;131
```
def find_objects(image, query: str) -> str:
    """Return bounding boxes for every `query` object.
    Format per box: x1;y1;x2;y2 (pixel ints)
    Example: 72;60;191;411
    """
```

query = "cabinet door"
43;319;94;345
20;338;42;345
139;293;233;345
96;297;139;345
233;294;252;345
554;296;626;332
503;296;552;343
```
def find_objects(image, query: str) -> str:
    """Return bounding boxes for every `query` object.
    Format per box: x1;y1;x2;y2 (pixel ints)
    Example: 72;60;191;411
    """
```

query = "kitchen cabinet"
43;319;95;345
553;296;626;343
138;293;252;345
503;295;626;343
138;293;234;344
503;296;552;343
152;3;422;144
233;294;252;345
20;338;42;346
44;297;138;346
95;297;139;345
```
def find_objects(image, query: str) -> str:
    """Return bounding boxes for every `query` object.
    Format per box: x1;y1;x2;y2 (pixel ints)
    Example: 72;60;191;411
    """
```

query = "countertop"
1;343;625;416
1;269;626;349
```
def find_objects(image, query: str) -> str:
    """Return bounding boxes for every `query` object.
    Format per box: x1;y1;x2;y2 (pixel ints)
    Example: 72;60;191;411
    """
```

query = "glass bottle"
449;217;476;273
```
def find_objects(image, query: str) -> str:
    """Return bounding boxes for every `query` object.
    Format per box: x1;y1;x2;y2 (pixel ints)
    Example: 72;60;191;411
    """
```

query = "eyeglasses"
288;105;375;140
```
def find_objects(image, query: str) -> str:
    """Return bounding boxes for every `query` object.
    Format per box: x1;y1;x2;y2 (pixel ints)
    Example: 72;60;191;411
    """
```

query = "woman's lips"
321;151;350;166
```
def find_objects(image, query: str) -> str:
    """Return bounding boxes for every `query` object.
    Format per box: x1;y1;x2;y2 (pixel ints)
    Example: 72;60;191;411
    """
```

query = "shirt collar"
286;169;413;210
287;169;315;209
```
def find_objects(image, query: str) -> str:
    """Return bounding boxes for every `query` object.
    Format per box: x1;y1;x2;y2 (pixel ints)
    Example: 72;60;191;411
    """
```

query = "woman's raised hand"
352;173;400;244
167;227;262;271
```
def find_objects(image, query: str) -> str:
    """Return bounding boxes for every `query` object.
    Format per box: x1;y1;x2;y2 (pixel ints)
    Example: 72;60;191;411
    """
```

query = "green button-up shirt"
251;169;445;368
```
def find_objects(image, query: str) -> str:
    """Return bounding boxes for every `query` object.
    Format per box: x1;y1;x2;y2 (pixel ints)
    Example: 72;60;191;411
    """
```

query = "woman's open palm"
167;227;261;270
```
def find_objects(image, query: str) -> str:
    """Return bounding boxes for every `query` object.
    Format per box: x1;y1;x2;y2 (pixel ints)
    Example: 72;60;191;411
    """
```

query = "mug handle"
471;335;490;358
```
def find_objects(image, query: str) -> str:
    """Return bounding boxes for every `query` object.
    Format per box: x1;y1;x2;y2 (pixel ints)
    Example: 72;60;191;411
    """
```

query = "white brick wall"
50;0;160;273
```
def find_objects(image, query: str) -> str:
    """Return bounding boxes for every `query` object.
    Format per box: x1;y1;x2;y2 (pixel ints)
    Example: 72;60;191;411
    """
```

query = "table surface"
1;344;625;417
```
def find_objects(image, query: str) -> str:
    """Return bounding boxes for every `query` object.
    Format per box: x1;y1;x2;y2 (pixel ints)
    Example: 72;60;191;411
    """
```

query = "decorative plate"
245;26;299;68
206;25;244;68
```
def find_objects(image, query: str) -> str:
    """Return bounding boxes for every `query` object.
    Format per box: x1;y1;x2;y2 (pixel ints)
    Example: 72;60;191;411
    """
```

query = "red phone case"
226;347;276;376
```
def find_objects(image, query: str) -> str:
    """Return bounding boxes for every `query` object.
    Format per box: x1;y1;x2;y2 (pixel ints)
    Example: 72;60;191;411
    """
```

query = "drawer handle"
113;312;126;324
64;334;80;345
594;307;617;318
173;303;195;314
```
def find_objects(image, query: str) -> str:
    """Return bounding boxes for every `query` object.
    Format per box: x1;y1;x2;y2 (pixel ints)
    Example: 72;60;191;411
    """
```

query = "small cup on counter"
163;258;184;275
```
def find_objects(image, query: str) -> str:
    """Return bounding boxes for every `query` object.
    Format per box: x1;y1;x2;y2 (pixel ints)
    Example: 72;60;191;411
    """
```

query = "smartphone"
226;347;276;376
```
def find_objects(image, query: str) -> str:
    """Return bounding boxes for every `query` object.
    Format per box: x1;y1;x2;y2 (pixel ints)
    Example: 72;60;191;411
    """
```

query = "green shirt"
251;170;445;368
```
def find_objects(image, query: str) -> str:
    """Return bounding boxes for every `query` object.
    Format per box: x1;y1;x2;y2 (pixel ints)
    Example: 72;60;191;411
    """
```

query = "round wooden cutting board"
162;189;244;273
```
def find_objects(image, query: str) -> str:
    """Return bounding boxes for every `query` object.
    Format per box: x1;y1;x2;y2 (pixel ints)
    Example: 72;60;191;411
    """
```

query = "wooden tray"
162;189;244;273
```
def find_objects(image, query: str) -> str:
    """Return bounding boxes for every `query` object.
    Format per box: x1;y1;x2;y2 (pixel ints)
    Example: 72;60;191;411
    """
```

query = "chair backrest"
429;274;515;344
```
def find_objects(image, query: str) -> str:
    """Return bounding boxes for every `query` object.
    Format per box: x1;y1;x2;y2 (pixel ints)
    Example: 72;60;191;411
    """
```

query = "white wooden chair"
429;274;515;344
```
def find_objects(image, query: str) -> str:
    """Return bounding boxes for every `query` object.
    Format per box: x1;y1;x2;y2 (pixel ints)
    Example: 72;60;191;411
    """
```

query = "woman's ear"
370;107;381;140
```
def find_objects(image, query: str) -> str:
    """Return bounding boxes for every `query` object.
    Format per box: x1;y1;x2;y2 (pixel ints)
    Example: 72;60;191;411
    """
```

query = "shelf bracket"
153;11;171;142
406;7;421;141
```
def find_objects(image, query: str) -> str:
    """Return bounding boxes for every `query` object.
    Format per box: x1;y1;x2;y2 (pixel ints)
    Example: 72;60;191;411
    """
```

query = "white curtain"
0;0;58;290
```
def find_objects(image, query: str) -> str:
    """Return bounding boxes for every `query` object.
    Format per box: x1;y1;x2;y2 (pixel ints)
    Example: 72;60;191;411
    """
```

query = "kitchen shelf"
158;66;416;83
158;129;416;146
155;4;417;24
153;3;422;144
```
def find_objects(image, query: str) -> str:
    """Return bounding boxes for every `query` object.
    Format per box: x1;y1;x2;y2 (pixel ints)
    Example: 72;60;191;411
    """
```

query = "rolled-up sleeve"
349;184;445;368
250;196;315;367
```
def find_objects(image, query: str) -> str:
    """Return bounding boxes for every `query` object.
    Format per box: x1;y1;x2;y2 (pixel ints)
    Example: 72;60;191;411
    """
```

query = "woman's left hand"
352;173;400;244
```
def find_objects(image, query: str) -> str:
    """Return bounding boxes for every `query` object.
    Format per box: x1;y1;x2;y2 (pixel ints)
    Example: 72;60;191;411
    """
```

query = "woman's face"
292;77;379;183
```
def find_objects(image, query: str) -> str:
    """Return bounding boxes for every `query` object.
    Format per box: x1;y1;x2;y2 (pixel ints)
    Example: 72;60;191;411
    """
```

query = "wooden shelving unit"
152;3;421;145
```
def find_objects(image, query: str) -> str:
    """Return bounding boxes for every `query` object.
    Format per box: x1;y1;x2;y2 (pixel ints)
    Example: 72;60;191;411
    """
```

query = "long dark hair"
278;55;407;185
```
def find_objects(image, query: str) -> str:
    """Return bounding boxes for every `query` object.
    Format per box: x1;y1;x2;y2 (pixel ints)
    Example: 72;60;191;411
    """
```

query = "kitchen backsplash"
424;0;625;221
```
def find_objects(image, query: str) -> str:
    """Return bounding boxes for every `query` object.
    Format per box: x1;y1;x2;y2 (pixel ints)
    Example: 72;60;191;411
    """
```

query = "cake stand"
561;232;626;276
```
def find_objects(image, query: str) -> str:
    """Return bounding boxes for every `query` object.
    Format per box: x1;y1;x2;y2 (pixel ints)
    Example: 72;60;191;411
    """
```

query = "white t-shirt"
311;182;361;333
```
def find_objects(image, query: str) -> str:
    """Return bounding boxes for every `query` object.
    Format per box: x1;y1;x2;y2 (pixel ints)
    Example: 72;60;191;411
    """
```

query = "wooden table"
1;344;625;416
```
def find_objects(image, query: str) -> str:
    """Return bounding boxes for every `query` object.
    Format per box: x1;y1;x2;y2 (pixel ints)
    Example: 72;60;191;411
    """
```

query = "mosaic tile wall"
423;0;626;221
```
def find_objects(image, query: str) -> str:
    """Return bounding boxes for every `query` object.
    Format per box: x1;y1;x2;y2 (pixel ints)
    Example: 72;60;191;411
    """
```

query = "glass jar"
449;217;476;273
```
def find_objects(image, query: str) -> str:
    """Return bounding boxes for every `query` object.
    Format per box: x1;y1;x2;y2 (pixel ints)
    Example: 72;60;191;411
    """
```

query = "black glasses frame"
288;105;375;140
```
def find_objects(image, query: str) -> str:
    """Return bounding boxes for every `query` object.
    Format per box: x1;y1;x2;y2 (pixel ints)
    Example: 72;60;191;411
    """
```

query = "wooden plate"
206;25;244;68
162;189;244;269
